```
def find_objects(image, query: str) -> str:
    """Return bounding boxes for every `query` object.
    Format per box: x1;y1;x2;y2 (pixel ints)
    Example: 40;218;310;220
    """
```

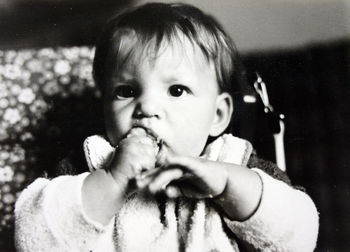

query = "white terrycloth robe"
15;134;319;252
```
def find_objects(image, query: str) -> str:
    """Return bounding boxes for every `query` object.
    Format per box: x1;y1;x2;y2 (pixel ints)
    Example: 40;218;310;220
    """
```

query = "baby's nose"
133;95;163;119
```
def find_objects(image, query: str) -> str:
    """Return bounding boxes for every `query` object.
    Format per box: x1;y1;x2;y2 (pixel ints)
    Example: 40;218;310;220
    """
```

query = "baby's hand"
82;128;160;225
108;128;158;189
138;153;262;221
138;154;228;199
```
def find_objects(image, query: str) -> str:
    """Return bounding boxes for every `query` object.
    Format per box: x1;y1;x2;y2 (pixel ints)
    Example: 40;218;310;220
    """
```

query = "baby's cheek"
172;137;206;158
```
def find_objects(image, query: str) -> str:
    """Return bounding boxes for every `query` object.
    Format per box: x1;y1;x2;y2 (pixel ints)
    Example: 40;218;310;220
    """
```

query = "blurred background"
0;0;349;251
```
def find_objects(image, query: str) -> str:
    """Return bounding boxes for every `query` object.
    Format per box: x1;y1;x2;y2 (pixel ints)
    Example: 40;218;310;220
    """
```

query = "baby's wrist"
83;169;128;225
212;167;263;221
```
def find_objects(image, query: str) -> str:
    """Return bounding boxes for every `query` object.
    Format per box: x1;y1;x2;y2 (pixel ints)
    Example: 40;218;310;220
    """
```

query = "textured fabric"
15;173;116;252
226;169;319;252
14;134;319;251
247;151;292;186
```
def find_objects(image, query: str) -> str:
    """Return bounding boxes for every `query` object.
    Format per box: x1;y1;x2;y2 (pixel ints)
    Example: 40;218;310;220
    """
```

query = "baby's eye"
168;85;191;97
114;85;135;99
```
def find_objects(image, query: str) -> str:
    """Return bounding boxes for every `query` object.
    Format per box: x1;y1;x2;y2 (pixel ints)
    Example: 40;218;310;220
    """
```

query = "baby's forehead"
115;35;214;76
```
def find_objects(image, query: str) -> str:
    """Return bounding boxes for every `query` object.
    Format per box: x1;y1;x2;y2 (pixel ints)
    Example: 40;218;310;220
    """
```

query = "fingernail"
166;187;179;198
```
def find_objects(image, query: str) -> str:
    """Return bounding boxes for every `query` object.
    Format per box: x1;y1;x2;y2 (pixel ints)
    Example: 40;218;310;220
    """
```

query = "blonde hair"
93;2;245;96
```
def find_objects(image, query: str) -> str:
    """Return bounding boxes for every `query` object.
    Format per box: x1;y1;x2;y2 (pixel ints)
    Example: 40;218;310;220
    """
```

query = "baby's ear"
209;92;233;137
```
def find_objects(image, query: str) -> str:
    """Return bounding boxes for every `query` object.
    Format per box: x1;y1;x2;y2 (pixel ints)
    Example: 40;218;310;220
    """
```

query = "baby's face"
103;38;223;157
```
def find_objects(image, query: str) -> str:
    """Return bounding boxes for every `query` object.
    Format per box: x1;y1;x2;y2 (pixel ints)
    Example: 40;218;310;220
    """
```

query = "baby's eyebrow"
162;71;192;82
163;74;198;87
163;76;180;83
111;74;136;84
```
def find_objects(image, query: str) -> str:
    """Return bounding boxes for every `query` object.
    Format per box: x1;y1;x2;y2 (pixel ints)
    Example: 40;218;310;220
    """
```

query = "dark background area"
0;1;349;251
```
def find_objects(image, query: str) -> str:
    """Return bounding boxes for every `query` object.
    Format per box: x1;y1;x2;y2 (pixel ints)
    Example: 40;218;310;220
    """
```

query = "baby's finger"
165;185;182;198
148;168;184;194
178;182;214;199
137;168;191;188
165;183;213;199
165;155;208;178
135;168;160;188
138;167;160;179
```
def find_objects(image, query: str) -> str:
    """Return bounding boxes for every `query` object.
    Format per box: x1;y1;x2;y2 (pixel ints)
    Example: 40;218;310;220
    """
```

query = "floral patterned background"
0;47;105;250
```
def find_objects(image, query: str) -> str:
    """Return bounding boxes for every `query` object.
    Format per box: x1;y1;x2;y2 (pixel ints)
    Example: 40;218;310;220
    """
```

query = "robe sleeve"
224;169;319;252
14;173;116;252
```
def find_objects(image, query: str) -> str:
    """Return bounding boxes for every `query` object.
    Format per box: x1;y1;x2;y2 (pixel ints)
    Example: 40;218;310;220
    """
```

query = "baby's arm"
207;161;318;251
82;129;158;225
15;130;158;251
224;168;319;251
15;173;116;251
141;155;262;220
141;155;318;251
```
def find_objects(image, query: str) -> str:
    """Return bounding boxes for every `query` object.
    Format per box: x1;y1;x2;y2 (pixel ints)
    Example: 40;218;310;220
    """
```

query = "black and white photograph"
0;0;349;251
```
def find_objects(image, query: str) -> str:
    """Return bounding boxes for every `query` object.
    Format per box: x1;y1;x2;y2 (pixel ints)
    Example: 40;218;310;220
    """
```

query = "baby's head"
93;2;246;157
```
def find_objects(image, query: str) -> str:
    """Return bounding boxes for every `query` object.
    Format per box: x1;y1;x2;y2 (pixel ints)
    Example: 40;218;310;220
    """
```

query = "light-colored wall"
138;0;350;53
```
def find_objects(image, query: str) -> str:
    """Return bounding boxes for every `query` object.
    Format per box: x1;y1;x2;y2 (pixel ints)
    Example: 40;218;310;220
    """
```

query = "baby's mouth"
126;126;164;153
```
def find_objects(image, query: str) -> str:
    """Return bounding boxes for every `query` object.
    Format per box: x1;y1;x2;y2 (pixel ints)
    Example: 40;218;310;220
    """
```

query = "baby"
15;3;319;251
